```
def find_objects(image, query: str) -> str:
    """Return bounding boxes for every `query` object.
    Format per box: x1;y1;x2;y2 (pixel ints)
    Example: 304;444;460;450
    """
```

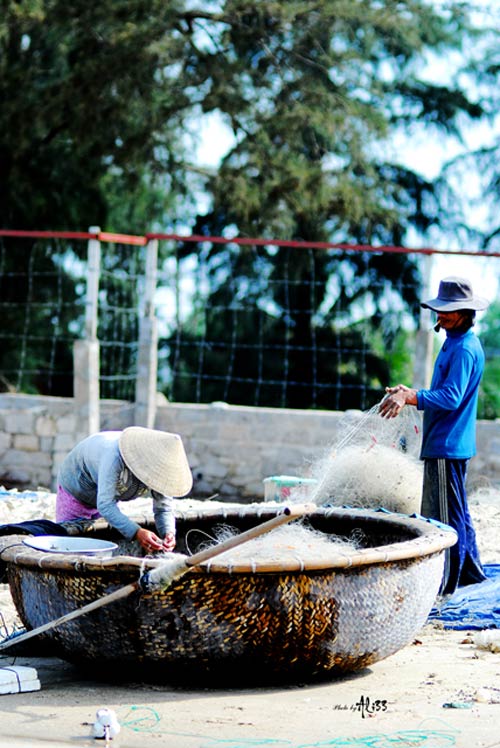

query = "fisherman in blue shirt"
379;277;490;595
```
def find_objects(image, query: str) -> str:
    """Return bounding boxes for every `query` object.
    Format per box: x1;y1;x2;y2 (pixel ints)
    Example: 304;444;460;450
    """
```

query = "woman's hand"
135;527;176;553
135;527;166;553
161;532;176;552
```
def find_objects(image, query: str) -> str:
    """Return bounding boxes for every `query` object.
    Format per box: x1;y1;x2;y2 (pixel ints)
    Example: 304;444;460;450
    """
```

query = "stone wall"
1;393;499;499
154;401;344;500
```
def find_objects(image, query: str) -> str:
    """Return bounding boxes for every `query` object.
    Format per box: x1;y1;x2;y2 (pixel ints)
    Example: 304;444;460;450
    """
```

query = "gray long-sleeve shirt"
57;431;174;540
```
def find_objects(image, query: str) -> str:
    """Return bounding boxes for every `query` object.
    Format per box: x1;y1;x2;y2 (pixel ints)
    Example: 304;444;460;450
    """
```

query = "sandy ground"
0;488;500;748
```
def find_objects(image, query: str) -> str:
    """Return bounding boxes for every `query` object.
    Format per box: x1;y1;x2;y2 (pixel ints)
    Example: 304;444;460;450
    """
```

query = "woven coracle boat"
0;505;456;684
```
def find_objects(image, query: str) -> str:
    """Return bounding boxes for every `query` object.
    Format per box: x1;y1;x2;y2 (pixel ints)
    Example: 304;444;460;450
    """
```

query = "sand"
1;487;500;748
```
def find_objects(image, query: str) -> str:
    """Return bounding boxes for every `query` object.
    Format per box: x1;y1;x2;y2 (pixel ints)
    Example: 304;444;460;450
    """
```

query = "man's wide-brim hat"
421;276;490;313
119;427;193;497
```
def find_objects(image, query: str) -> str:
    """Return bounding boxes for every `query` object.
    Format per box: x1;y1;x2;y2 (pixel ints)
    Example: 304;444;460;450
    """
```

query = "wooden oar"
0;503;314;653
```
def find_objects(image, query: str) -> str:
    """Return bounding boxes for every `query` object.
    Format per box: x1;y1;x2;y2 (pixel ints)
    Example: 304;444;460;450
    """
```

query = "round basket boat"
0;505;456;685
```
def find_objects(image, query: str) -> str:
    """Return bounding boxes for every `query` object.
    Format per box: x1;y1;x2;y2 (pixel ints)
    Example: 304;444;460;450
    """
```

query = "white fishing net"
303;403;424;514
186;522;360;565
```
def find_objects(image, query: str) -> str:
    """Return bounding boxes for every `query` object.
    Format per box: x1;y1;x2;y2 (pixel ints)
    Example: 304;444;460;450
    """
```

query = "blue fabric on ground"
428;563;500;629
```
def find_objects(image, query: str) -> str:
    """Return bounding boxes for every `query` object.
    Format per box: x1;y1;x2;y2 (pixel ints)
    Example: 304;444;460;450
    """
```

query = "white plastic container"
263;475;318;503
22;536;118;557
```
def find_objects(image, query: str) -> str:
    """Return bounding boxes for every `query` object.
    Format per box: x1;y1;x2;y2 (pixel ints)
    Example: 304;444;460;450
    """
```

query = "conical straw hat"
119;427;193;497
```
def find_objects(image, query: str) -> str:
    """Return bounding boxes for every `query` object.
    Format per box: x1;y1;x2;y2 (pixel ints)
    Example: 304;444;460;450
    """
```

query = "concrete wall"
1;393;499;499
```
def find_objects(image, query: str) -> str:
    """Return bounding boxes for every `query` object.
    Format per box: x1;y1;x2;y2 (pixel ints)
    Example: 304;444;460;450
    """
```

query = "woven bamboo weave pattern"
0;507;454;683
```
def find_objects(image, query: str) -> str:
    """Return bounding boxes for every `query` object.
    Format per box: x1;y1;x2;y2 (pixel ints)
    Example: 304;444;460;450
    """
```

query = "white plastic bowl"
22;536;118;557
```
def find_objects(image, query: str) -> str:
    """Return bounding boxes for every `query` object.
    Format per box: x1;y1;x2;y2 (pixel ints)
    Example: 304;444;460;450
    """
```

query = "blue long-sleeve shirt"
57;431;174;540
416;329;484;459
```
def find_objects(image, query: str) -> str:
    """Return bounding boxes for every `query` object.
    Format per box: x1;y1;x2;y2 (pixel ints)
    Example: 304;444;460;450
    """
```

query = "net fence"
0;233;144;401
0;235;84;395
97;241;145;401
157;238;420;411
0;230;499;414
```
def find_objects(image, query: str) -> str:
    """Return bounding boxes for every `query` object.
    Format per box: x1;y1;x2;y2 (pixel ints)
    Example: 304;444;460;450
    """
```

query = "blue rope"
119;706;459;748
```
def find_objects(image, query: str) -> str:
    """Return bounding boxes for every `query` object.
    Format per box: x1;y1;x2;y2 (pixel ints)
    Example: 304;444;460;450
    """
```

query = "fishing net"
184;522;361;566
306;402;424;514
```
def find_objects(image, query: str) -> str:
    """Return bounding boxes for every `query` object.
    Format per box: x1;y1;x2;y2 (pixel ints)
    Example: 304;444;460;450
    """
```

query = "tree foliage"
478;301;500;419
0;0;195;231
0;1;495;407
164;1;486;407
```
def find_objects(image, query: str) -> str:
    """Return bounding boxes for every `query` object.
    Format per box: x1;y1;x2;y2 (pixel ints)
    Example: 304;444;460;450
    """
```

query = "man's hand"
379;384;417;419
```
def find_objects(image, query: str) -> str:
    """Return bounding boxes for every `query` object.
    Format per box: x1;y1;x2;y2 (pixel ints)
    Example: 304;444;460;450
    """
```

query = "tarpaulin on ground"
428;563;500;629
